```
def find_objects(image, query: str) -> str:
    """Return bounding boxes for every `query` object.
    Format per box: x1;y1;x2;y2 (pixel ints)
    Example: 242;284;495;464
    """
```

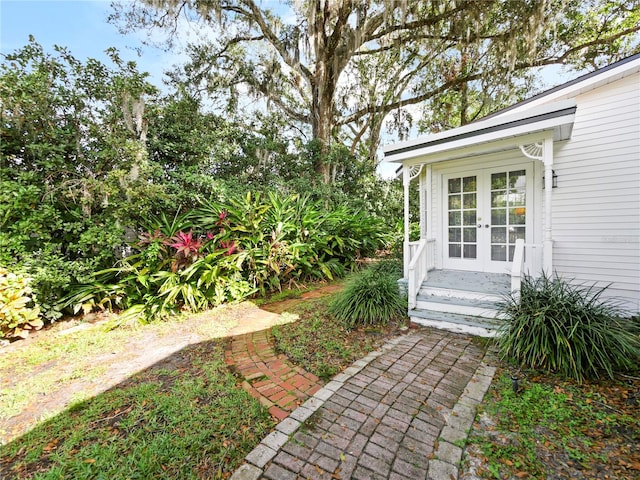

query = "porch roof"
383;99;576;164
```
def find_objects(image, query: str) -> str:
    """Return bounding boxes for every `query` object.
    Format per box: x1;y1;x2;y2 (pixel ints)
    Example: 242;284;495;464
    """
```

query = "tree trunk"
311;83;333;182
309;0;346;184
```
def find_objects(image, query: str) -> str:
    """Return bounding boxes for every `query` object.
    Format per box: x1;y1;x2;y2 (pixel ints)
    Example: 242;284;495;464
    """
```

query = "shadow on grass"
0;338;275;480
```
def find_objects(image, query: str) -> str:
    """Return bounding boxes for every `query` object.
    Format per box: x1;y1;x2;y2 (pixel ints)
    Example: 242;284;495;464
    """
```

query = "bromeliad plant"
169;230;204;271
62;189;389;324
193;191;387;294
61;211;244;324
496;273;640;382
61;248;255;325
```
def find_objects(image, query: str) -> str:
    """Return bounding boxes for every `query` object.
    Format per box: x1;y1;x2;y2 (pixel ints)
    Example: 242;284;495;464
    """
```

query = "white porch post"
403;165;411;278
419;168;427;239
542;136;554;274
520;137;555;275
425;165;432;240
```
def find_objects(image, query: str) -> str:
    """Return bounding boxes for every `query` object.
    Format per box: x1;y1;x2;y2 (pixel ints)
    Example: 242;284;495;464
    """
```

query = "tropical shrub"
61;240;253;325
0;268;43;339
328;268;406;328
192;191;388;295
2;39;401;331
496;274;640;382
62;189;389;323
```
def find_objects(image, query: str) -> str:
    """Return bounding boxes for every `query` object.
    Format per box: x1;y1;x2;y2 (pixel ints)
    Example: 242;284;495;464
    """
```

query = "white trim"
493;56;640;117
410;317;498;337
383;100;575;163
543;136;554;274
403;166;411;277
419;168;427;239
426;165;433;240
389;131;560;168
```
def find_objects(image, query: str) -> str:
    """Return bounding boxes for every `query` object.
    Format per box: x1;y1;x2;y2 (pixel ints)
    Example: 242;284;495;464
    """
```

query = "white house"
383;54;640;336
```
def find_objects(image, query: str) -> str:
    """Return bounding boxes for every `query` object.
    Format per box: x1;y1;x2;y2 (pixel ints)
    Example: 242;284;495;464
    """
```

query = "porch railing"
510;238;525;297
408;238;436;309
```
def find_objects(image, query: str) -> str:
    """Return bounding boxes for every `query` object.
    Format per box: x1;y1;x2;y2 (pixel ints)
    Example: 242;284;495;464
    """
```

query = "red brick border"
225;330;324;420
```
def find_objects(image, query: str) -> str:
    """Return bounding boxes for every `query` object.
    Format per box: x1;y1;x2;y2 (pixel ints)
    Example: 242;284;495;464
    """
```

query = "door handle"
477;224;482;228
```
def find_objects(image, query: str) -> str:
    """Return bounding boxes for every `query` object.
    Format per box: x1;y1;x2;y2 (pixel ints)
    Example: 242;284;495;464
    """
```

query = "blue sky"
1;0;168;84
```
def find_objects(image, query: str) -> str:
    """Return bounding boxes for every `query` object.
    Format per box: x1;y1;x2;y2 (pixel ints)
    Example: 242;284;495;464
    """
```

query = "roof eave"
384;101;576;164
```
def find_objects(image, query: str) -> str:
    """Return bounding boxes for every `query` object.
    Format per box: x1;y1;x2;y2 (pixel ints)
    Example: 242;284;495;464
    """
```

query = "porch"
385;103;580;335
403;238;526;337
407;269;511;337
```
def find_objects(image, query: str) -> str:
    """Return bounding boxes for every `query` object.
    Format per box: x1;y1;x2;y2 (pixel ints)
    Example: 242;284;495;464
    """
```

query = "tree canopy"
111;0;640;180
1;38;405;321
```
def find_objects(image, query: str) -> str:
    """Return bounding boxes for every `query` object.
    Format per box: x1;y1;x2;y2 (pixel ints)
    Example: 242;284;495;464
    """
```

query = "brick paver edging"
230;336;405;480
230;333;496;480
428;362;495;479
225;330;324;420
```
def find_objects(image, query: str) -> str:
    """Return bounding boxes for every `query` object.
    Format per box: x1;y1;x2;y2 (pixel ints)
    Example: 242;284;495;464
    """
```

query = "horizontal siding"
558;175;639;188
552;269;638;282
550;266;638;293
555;142;637;161
552;185;639;198
553;255;640;267
553;209;640;218
550;72;640;308
569;112;638;134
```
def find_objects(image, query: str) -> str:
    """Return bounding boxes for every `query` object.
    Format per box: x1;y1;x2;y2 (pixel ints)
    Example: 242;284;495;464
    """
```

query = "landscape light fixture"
511;374;520;394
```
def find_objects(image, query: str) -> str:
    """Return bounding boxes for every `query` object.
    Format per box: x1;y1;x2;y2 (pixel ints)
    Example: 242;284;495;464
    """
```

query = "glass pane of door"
490;169;526;262
448;175;477;259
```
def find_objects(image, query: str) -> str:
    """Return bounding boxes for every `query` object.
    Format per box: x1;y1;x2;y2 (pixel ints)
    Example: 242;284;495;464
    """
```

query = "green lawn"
1;340;273;479
0;286;403;479
3;291;636;479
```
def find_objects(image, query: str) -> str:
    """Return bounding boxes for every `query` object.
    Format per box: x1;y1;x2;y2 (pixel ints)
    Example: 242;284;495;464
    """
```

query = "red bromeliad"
169;230;204;271
220;240;237;256
170;230;203;258
217;211;228;226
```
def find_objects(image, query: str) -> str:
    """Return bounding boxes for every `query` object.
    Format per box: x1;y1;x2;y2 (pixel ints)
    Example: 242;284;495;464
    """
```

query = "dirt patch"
260;283;344;314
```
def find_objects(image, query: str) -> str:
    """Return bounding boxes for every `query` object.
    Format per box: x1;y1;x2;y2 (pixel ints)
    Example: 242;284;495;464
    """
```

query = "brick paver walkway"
231;328;496;480
225;330;324;421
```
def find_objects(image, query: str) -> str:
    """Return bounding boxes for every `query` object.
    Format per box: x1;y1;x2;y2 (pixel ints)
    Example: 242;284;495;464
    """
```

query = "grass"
2;281;391;478
1;325;130;372
466;368;640;479
252;285;311;306
0;328;132;420
0;341;274;479
1;364;109;420
271;296;407;379
4;278;636;479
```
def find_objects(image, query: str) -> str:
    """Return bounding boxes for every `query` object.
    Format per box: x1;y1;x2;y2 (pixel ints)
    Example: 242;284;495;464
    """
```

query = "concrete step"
418;286;504;303
409;309;503;338
415;294;505;319
420;270;511;297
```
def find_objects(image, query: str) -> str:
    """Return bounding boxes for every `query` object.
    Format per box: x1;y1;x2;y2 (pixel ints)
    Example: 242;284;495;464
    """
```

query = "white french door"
442;164;533;273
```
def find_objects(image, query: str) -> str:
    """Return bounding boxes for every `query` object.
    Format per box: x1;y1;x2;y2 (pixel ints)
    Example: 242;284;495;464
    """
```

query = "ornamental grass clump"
496;274;640;382
328;267;406;328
